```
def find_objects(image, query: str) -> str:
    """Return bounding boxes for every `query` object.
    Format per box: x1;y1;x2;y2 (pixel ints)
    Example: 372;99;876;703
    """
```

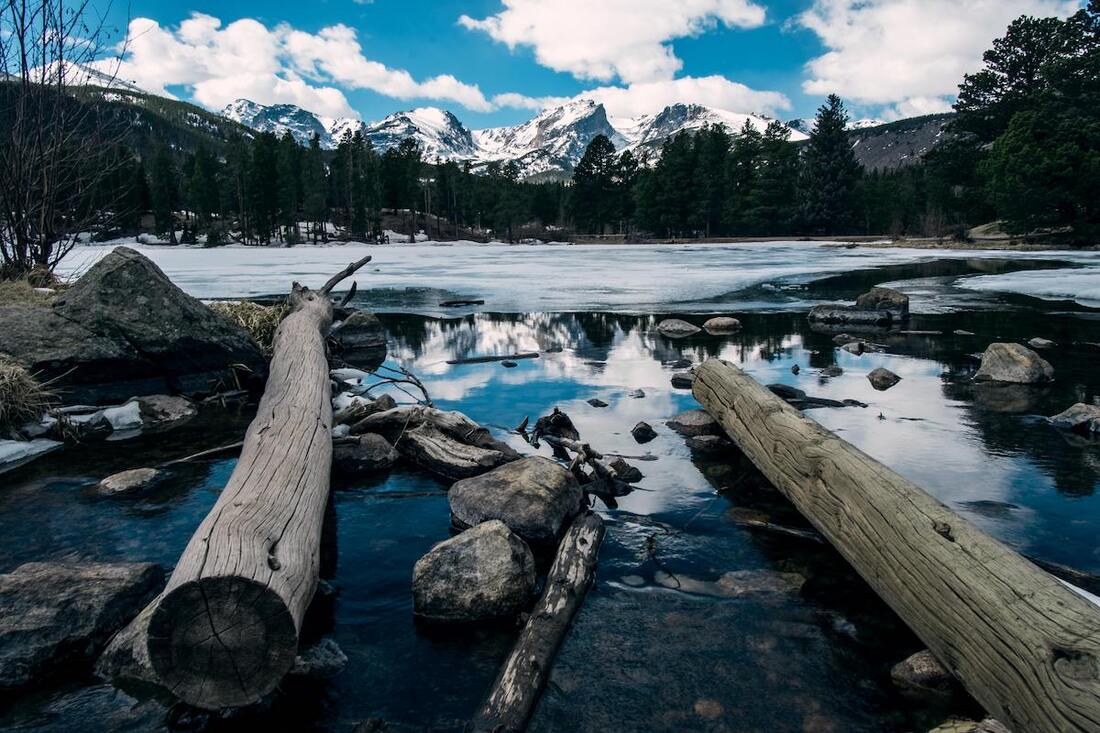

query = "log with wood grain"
133;257;372;710
692;358;1100;733
471;511;605;733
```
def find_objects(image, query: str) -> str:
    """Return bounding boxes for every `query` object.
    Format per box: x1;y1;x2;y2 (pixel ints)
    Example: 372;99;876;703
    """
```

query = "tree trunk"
692;358;1100;733
144;258;371;710
472;512;605;733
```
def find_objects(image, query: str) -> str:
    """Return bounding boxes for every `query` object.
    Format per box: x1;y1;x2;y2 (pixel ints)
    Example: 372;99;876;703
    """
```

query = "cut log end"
147;576;298;709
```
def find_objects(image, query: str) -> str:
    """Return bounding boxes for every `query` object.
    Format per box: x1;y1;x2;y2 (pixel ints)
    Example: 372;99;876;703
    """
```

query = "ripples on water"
6;250;1100;732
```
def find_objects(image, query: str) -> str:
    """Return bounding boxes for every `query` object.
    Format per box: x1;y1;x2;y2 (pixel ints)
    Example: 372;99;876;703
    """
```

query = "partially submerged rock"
608;457;643;483
808;286;909;327
855;287;910;319
1049;403;1100;435
586;398;608;408
654;568;805;598
820;365;844;378
94;468;161;496
0;247;266;404
656;319;701;338
890;649;961;705
1027;337;1055;350
412;520;536;622
973;343;1054;384
631;421;657;443
867;367;901;391
333;434;399;477
703;316;741;335
449;457;583;544
670;372;695;389
666;409;720;437
0;562;164;690
290;637;348;679
331;311;387;371
685;434;732;455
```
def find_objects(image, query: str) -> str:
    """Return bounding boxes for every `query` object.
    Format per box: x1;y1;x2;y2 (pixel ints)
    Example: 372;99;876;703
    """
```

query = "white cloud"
459;0;767;85
576;76;791;119
108;13;496;116
798;0;1081;113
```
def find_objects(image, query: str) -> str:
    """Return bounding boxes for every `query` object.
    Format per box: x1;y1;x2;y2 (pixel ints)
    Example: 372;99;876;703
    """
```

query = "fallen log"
446;352;539;365
472;512;605;733
692;358;1100;733
138;256;372;710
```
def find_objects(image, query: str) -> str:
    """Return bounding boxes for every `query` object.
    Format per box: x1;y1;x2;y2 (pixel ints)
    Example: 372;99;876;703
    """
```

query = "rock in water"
855;287;909;319
290;637;348;679
449;457;583;544
0;562;164;690
820;365;844;378
1049;403;1100;434
890;649;961;704
0;247;265;404
702;316;741;334
656;319;701;338
608;457;643;483
412;520;536;622
631;421;657;443
791;364;801;375
332;311;387;370
587;398;609;408
973;343;1054;384
666;409;720;437
686;434;732;455
867;367;901;391
94;468;161;496
333;434;399;477
1027;337;1055;350
628;388;646;399
670;372;695;389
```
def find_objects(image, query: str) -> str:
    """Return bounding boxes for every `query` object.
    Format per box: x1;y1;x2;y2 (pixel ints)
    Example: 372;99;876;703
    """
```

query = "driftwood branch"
320;255;372;295
472;512;605;733
692;358;1100;733
447;352;539;366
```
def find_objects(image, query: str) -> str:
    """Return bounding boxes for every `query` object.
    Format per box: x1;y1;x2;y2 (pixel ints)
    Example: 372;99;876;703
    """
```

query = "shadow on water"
2;287;1099;731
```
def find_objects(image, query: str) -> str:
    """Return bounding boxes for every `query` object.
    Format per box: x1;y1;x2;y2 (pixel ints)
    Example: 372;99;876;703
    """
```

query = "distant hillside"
845;114;955;171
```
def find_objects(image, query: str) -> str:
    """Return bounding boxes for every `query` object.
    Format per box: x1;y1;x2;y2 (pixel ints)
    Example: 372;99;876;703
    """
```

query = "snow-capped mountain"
364;108;479;161
223;98;810;178
787;116;888;135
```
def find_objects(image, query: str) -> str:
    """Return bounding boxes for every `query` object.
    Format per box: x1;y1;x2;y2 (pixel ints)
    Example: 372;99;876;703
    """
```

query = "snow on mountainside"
619;104;807;158
222;99;362;148
787;116;889;135
364;108;479;161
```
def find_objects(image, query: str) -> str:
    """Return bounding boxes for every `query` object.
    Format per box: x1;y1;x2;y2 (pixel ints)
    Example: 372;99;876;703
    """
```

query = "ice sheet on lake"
957;268;1100;308
58;240;1100;313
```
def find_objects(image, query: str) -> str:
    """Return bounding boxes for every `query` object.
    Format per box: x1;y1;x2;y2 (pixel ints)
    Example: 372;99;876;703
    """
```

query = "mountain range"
221;98;810;179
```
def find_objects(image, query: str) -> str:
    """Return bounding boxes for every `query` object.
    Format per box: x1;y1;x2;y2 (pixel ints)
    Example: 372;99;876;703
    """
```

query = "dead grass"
0;279;55;306
0;357;54;434
208;300;291;354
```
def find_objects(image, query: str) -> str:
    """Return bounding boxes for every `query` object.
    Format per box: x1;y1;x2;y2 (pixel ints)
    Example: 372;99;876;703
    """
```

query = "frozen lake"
59;240;1100;313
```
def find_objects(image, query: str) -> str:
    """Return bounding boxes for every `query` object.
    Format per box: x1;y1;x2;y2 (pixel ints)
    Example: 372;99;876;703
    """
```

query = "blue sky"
100;0;1082;128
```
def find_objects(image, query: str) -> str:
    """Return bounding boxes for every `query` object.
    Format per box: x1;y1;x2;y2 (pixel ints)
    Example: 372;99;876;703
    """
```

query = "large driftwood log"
141;257;371;710
472;512;605;733
692;358;1100;733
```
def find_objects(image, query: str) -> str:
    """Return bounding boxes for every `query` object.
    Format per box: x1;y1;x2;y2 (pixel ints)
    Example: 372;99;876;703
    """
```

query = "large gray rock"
974;343;1054;384
856;287;909;319
0;248;266;404
666;409;720;437
656;319;701;338
631;421;657;443
1049;403;1100;434
412;520;536;622
0;562;164;690
333;433;399;477
449;457;583;544
702;316;741;334
867;367;901;391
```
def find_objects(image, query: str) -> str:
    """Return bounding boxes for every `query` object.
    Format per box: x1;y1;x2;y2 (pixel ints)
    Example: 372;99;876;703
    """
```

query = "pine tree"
746;121;799;234
724;121;762;233
276;132;302;243
303;134;328;242
249;132;280;244
798;95;862;235
150;144;179;244
571;134;618;233
692;125;731;237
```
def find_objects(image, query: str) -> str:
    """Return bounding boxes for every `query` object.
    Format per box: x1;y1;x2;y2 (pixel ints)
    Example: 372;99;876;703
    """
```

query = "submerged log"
138;256;372;710
446;352;539;365
472;512;605;733
692;358;1100;733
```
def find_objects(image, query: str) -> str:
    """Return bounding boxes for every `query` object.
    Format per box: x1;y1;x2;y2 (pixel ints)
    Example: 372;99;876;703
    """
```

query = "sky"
96;0;1084;129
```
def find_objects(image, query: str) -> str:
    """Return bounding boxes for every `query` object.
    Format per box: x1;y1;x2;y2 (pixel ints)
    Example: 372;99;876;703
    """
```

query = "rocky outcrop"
449;457;583;544
656;319;701;338
412;520;536;622
1049;403;1100;434
333;434;399;477
0;562;164;690
808;286;910;328
973;343;1054;384
0;248;266;404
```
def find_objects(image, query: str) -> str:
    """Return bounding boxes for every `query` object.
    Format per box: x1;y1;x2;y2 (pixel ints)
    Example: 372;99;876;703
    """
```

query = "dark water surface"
2;263;1100;732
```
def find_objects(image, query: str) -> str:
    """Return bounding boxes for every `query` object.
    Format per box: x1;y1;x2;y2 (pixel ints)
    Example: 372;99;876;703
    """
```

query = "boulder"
0;562;164;690
1027;337;1055;350
608;457;643;483
628;388;646;399
855;287;909;319
289;637;348;679
1049;403;1100;434
974;343;1054;384
449;457;583;544
331;311;388;371
0;248;266;404
666;409;720;437
685;434;732;455
670;372;695;389
890;649;961;705
702;317;741;335
656;319;701;338
93;467;161;496
586;398;609;408
867;367;901;391
412;520;536;622
631;421;657;443
333;434;399;477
